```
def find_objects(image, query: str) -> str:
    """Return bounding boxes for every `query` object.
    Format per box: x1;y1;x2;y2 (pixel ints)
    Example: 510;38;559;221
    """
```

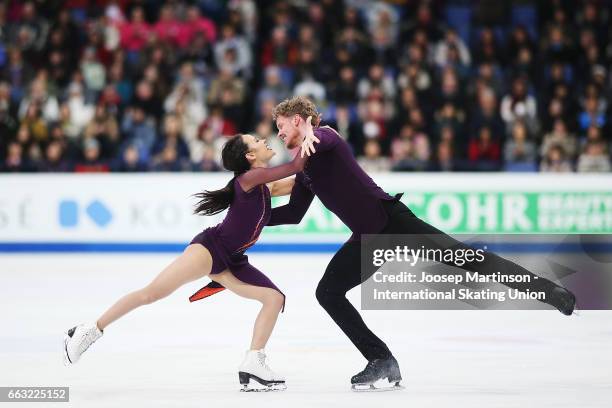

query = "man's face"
275;115;301;149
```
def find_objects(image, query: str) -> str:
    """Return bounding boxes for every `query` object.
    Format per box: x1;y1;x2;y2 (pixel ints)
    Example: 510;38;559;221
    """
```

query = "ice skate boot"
63;323;103;366
238;349;286;392
351;355;404;392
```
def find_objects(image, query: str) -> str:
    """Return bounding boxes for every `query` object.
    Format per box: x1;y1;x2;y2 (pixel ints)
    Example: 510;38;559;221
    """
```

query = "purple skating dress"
189;152;309;310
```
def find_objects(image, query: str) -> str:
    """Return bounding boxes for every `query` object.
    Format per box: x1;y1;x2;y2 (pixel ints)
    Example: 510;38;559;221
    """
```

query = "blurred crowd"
1;0;612;173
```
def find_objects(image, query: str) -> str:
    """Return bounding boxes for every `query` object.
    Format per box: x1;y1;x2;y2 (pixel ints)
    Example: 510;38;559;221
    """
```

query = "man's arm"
267;173;314;225
268;176;295;197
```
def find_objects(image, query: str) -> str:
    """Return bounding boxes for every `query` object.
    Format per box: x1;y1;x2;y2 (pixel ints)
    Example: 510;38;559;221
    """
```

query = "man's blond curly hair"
272;96;321;127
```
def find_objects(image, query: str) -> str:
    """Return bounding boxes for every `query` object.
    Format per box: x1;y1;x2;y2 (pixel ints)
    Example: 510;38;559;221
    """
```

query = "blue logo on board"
59;200;113;228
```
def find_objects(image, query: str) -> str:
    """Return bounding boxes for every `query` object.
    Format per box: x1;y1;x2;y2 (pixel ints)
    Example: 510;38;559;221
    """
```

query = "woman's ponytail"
192;177;236;216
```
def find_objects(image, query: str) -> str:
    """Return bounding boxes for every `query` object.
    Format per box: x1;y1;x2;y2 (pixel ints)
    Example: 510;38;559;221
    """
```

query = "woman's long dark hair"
192;134;251;216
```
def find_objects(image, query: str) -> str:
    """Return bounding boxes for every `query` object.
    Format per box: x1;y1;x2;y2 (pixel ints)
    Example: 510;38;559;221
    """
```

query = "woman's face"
242;134;275;165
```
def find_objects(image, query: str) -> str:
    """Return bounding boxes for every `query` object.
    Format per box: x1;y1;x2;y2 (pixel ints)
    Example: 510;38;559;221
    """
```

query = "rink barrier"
0;242;610;253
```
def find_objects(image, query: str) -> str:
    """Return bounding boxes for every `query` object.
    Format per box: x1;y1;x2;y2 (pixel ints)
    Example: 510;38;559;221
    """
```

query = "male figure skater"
269;96;576;390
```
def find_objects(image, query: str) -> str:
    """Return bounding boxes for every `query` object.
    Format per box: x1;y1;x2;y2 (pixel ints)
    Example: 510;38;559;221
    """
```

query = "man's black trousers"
315;197;560;361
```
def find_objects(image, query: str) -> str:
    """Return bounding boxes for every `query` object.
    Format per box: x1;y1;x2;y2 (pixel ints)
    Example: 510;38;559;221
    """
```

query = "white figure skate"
238;349;286;392
63;323;103;366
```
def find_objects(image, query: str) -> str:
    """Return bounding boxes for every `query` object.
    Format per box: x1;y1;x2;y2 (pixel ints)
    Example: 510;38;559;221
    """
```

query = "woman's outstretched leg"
97;244;213;330
64;244;213;365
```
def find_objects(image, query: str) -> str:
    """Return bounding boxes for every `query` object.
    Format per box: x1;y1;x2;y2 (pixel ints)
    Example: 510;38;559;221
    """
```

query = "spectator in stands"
504;121;537;170
214;24;252;78
164;62;206;121
297;24;320;56
331;66;358;106
540;145;573;173
397;61;432;96
368;10;399;67
149;144;190;172
429;141;456;172
358;139;390;172
0;0;610;176
150;114;190;168
112;144;147;172
3;141;30;172
468;126;501;170
118;7;152;54
390;123;430;171
540;119;578;162
469;87;503;142
541;24;574;64
260;25;298;68
185;5;216;44
1;47;34;103
329;104;362;155
154;5;188;49
120;104;156;164
74;137;109;173
437;67;464;110
256;65;290;107
84;103;120;160
0;85;18;161
133;79;163;120
199;104;237;142
80;46;106;99
65;81;94;137
207;66;245;125
434;28;471;69
578;95;606;131
434;102;464;148
473;27;502;65
18;78;59;123
192;144;222;172
357;63;396;104
40;140;72;172
500;77;538;134
471;63;503;102
577;140;611;172
8;1;48;57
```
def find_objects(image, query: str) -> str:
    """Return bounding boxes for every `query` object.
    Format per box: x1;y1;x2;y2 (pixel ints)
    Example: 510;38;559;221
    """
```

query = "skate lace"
257;352;272;372
360;360;377;375
79;329;100;354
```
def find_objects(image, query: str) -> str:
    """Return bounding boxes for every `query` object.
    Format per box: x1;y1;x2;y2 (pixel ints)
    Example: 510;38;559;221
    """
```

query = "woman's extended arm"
237;153;308;192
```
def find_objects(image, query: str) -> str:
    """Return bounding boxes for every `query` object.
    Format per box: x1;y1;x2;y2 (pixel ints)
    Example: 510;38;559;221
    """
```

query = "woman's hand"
300;116;320;158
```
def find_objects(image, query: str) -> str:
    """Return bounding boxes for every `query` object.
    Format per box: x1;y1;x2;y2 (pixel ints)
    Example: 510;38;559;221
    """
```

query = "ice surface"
1;253;611;407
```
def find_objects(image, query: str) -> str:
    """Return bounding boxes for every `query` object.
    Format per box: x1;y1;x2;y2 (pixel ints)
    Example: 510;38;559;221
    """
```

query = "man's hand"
300;116;320;158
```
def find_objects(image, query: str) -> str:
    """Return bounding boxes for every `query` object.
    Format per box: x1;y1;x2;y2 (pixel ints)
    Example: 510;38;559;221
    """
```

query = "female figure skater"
63;120;319;392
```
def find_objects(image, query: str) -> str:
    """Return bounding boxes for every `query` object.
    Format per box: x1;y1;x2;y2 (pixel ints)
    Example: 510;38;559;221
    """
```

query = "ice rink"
1;253;611;408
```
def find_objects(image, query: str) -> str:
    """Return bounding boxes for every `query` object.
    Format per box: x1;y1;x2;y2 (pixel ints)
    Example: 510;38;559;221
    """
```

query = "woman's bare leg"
210;271;284;350
96;244;213;331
